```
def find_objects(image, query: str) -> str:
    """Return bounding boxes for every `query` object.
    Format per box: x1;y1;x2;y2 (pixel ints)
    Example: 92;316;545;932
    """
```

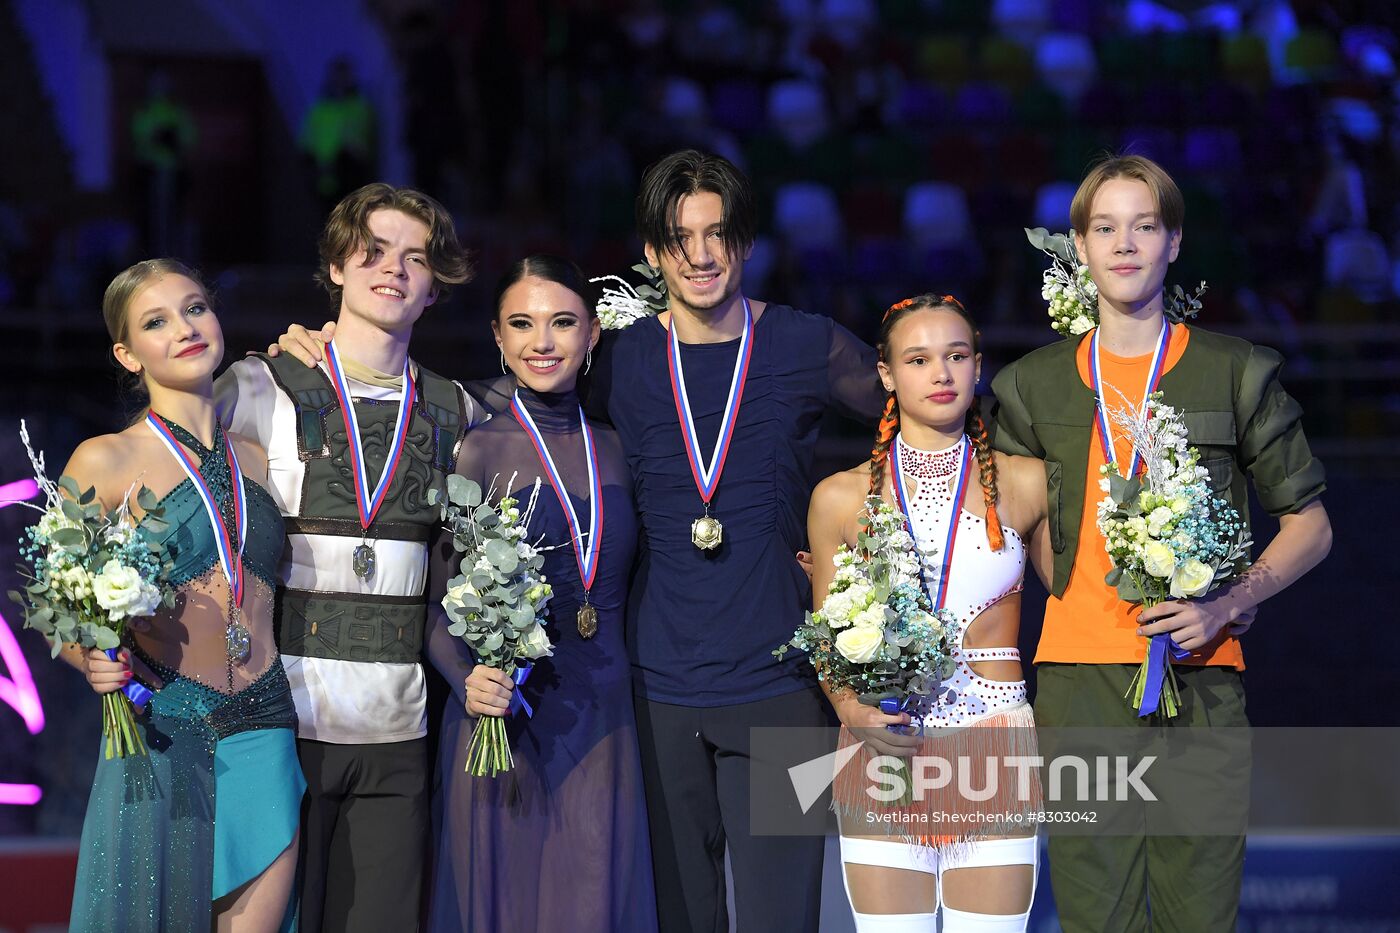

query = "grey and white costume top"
217;352;483;744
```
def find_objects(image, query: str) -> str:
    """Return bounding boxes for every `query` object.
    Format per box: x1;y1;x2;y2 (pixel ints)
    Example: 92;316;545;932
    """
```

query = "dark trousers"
635;688;833;933
296;737;429;933
1035;663;1250;933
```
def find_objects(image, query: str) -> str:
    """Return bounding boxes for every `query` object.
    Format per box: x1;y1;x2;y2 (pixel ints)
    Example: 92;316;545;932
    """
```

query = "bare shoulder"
994;451;1045;494
63;430;147;508
811;463;872;518
992;451;1046;529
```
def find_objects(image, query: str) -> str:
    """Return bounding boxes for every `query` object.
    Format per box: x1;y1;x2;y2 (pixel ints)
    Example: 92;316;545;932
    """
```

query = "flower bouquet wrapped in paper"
431;474;555;776
1095;391;1253;718
9;422;173;758
776;496;957;805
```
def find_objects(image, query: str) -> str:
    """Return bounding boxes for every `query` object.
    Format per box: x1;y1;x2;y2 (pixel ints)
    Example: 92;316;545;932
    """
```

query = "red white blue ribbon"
1090;322;1171;478
889;435;973;611
144;413;246;608
666;298;754;507
510;391;603;595
323;339;416;531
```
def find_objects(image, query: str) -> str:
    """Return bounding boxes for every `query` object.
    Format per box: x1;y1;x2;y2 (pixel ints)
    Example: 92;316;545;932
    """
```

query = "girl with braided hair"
807;294;1050;932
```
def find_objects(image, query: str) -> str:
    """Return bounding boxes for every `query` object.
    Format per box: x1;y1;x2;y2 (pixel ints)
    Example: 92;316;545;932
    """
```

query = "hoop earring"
499;349;507;374
585;348;592;375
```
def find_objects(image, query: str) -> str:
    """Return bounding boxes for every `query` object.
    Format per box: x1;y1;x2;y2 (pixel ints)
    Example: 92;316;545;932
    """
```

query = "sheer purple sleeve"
827;320;884;423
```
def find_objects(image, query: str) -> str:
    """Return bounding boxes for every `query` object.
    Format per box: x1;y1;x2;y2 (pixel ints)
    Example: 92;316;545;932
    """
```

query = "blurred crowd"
4;0;1399;343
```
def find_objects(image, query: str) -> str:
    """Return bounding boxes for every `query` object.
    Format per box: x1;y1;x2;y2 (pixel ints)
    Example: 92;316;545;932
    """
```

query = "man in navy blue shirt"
588;150;885;932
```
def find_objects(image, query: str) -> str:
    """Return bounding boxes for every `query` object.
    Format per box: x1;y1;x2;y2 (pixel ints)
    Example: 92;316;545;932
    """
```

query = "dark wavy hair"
635;149;755;261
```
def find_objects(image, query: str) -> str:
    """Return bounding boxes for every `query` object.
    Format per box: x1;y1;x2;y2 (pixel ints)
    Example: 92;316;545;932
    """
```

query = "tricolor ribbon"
510;391;603;597
889;435;974;611
666;297;754;508
323;339;417;531
1090;322;1171;478
508;662;535;718
105;648;153;710
1137;633;1191;718
144;413;246;610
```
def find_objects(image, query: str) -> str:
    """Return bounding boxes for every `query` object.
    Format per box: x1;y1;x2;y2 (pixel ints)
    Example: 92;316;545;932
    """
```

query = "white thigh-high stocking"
849;909;940;932
939;904;1031;932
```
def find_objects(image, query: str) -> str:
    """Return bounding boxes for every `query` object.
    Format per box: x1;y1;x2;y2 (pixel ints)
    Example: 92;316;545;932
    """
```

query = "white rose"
1170;496;1190;515
92;560;148;620
518;622;553;659
1142;541;1177;578
444;580;479;610
835;626;884;664
1169;560;1214;599
1069;316;1094;335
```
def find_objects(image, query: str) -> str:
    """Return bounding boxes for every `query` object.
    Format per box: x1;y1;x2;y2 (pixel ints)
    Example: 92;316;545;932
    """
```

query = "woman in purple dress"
424;255;657;932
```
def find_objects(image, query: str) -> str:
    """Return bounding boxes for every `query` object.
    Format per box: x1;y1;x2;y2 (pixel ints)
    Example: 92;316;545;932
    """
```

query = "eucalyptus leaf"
92;626;120;649
448;474;482;508
484;539;519;574
447;620;467;637
427;487;440;506
49;638;63;659
61;498;85;523
1116;576;1145;603
50;527;84;548
481;630;503;654
136;486;160;512
1107;471;1130;504
1105;567;1123;586
58;475;81;498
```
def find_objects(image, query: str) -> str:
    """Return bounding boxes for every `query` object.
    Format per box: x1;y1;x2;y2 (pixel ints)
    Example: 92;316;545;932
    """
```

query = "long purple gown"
425;384;657;932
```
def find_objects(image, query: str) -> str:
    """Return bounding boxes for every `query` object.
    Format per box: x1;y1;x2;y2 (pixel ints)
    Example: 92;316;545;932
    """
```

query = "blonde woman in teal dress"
58;259;304;931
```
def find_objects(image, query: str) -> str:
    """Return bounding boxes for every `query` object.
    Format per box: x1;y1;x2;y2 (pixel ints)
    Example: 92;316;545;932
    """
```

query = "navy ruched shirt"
589;303;883;706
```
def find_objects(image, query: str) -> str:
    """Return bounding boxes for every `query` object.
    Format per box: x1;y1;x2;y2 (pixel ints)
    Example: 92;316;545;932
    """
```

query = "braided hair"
869;294;1004;551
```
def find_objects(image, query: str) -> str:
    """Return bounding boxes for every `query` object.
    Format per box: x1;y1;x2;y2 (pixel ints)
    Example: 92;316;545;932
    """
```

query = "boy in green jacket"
992;155;1332;932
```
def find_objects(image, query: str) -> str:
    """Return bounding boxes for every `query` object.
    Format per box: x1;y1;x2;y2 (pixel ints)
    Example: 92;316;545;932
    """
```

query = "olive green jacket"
990;326;1326;598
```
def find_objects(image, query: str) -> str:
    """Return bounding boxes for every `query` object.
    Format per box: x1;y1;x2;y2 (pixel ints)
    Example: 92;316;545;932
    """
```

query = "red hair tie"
882;297;917;321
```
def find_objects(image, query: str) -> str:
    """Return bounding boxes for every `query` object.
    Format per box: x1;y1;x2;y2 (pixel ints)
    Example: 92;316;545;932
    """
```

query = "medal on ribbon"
1090;322;1171;478
889;435;973;612
323;339;417;580
145;413;251;672
511;391;604;638
667;298;754;550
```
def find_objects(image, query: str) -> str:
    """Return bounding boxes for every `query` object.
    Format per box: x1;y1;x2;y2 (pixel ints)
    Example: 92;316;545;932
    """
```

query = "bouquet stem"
1125;658;1181;718
887;757;915;808
464;715;514;776
101;692;148;759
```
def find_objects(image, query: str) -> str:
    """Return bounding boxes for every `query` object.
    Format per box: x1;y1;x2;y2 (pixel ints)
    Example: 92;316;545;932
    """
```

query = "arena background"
0;0;1397;929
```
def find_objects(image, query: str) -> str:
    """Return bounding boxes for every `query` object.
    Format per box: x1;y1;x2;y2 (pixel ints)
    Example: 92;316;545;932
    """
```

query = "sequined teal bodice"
138;422;284;588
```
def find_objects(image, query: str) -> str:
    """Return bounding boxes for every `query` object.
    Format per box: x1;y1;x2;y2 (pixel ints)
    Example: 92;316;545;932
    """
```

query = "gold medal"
691;514;723;550
577;604;598;638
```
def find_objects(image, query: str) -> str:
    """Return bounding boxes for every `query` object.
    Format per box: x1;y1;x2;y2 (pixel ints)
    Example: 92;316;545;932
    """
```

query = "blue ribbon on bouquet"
507;662;535;718
1137;634;1191;718
105;648;153;711
880;694;931;737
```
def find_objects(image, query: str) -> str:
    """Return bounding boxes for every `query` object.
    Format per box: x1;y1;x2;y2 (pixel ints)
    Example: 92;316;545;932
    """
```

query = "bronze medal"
691;514;723;551
577;604;598;638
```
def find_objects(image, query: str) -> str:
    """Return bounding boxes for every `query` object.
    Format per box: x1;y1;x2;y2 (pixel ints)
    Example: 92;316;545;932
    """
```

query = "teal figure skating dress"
69;421;305;932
